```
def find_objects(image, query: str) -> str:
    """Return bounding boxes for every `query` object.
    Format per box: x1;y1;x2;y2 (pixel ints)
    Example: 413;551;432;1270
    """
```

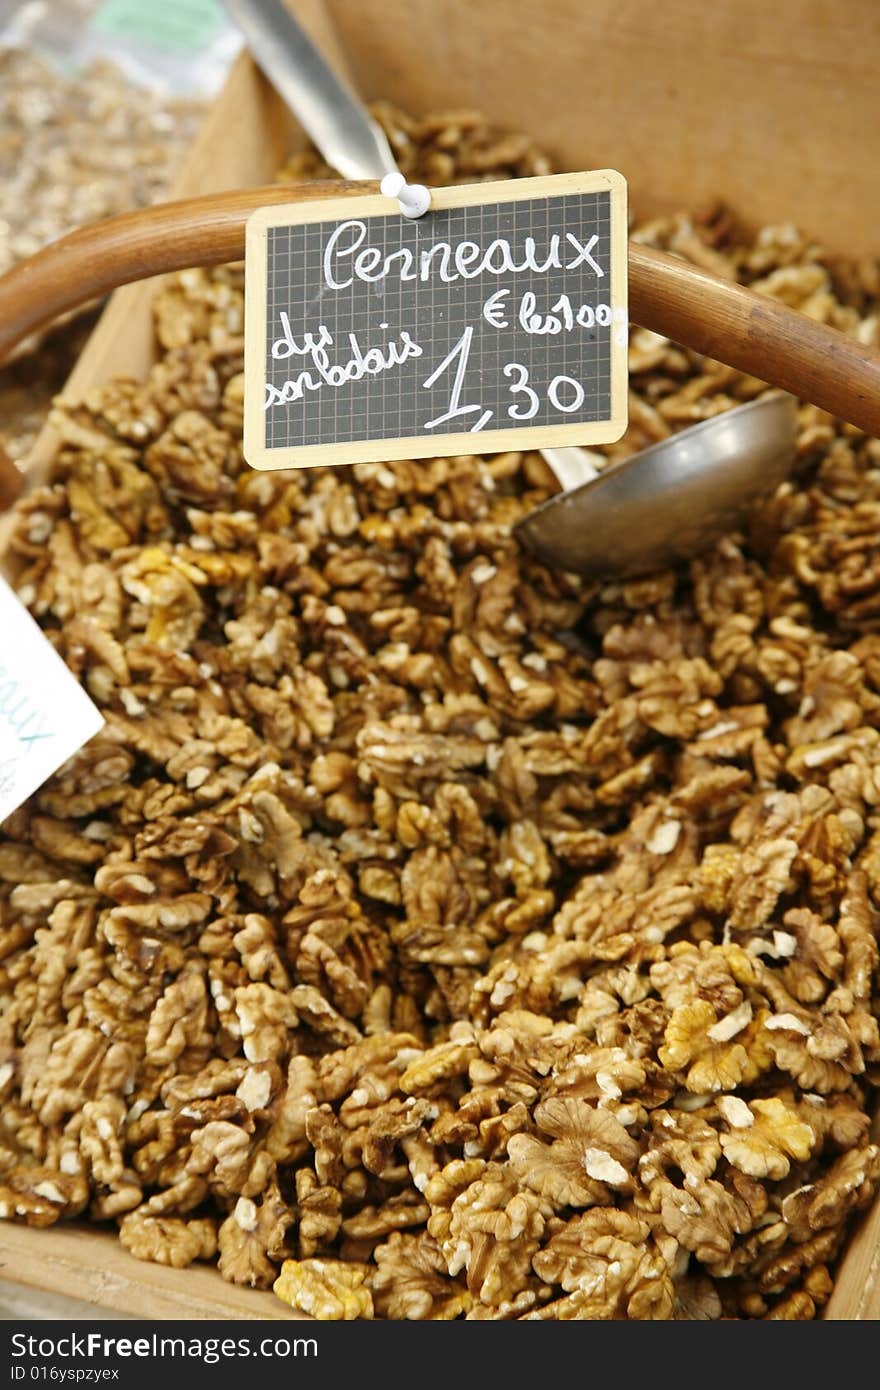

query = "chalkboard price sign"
244;171;628;470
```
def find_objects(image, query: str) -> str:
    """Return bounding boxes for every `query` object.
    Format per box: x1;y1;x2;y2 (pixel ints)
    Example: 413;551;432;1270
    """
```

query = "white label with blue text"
0;576;104;822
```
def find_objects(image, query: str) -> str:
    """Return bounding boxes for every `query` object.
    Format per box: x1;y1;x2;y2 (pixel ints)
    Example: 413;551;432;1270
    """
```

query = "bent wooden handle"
2;179;880;436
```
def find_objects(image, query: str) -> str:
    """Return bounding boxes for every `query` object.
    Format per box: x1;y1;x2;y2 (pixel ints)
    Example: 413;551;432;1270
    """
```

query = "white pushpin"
380;172;431;219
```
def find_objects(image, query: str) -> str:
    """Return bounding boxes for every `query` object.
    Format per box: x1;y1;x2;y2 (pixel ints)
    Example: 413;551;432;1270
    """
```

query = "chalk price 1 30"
423;305;626;435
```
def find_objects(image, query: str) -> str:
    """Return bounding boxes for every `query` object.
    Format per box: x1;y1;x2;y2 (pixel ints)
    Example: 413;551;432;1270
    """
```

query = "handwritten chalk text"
265;319;423;410
322;220;604;292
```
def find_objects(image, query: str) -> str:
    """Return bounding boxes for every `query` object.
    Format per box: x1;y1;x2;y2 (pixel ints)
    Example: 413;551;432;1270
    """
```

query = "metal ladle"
515;393;799;577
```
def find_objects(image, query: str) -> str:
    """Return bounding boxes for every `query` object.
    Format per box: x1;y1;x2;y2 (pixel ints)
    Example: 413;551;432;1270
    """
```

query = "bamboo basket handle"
2;180;880;438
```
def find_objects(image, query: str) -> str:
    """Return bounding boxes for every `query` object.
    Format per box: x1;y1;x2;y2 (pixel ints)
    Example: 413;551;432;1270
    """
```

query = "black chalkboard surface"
244;172;628;470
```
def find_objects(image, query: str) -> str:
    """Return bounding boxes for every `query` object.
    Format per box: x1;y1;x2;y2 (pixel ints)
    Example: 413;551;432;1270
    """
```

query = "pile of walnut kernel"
2;104;880;1322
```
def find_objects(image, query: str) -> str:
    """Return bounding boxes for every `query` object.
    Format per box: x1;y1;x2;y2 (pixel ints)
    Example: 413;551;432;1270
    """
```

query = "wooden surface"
0;1280;135;1321
0;1225;292;1321
1;0;879;1322
825;1193;880;1320
323;0;880;258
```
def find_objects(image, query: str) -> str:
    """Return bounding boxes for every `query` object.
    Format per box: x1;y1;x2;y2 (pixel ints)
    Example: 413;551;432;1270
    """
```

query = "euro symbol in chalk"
482;288;510;330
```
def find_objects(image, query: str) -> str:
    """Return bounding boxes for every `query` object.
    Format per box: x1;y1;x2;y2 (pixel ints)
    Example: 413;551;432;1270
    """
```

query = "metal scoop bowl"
515;393;799;579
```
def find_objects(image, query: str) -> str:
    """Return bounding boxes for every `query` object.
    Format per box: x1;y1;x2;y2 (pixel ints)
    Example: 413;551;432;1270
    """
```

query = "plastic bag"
0;0;241;95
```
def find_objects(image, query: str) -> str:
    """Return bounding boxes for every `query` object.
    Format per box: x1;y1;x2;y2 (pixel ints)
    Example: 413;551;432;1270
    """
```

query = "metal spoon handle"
540;448;600;490
220;0;397;181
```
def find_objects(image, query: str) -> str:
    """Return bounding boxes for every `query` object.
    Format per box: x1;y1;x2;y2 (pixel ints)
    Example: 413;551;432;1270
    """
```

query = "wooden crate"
3;0;880;1320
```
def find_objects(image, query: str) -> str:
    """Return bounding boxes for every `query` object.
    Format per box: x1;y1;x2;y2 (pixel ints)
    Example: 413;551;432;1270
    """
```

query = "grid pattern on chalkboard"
264;191;613;451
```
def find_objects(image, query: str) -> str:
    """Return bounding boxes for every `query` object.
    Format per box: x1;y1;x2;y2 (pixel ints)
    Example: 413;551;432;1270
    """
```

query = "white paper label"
0;575;104;823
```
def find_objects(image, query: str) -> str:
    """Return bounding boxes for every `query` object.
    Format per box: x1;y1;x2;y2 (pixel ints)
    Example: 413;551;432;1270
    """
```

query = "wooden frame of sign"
243;170;628;470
